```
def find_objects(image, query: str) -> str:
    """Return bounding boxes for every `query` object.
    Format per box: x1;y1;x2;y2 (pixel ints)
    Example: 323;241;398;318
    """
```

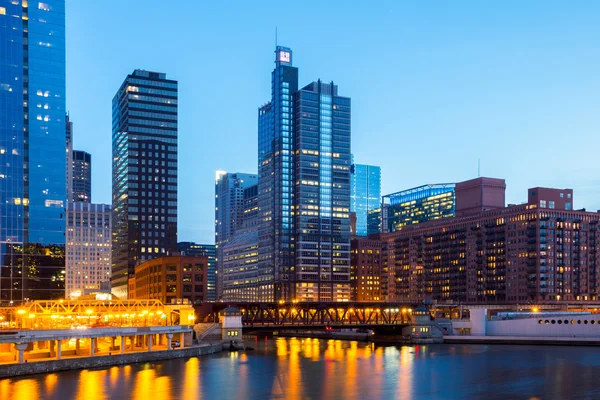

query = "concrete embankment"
444;335;600;346
0;343;223;379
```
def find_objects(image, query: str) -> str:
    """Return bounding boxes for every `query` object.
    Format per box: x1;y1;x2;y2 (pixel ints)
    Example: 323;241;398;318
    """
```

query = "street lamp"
17;309;25;329
86;309;93;326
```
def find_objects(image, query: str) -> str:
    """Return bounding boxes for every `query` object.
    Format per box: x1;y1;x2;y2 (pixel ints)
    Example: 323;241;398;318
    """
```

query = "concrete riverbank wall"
0;343;223;379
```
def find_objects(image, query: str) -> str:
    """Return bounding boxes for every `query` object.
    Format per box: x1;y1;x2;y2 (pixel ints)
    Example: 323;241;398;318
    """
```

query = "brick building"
381;186;600;305
128;256;208;304
350;238;384;301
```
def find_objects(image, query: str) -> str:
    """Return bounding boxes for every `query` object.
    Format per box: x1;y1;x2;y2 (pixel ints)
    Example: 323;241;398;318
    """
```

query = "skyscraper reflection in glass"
0;0;67;302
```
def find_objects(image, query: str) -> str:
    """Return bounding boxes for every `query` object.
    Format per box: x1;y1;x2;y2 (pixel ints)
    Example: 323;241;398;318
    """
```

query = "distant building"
178;242;217;301
215;171;258;298
71;150;92;203
221;231;261;302
66;203;112;299
455;177;506;217
351;163;381;236
258;46;352;302
367;208;382;235
66;114;73;203
382;183;456;233
111;69;178;299
128;256;208;305
382;184;600;305
241;184;260;231
351;238;383;301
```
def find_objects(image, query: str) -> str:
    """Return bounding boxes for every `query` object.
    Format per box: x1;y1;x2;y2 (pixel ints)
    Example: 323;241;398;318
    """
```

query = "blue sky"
66;0;600;244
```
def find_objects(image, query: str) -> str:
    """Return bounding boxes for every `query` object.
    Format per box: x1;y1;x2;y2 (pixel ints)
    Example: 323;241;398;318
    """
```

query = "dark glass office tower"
0;0;67;302
258;47;299;302
111;70;178;299
258;47;352;302
71;150;91;203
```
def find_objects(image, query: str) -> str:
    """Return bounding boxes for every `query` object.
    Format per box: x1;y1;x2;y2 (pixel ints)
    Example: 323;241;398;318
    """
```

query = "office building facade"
351;163;381;236
128;256;208;305
111;70;178;298
382;183;456;233
382;185;600;304
215;171;258;242
66;113;73;203
71;150;91;203
350;238;383;301
214;171;258;299
258;47;352;302
221;231;261;302
65;203;111;298
178;242;216;301
0;0;67;302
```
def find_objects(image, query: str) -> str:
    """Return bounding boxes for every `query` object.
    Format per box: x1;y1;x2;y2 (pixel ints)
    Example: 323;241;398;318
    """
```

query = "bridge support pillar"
167;333;173;350
15;343;27;364
121;336;126;354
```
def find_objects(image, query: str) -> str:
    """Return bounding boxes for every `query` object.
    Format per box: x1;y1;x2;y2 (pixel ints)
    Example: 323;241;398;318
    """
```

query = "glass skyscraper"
0;0;67;302
71;150;91;203
382;184;455;233
258;47;352;302
214;171;258;299
350;162;381;236
111;70;178;299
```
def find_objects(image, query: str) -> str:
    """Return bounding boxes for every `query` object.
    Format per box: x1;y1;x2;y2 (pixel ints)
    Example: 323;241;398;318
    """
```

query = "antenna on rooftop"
275;26;278;47
478;158;481;177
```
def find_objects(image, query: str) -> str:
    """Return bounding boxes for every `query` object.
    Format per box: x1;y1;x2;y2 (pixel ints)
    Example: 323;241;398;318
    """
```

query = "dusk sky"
66;0;600;244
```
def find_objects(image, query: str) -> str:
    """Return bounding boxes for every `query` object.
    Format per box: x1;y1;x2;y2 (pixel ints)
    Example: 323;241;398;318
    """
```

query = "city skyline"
65;1;600;244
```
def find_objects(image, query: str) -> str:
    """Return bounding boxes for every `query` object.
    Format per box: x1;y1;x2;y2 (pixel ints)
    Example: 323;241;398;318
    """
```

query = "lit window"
38;2;50;11
0;7;5;15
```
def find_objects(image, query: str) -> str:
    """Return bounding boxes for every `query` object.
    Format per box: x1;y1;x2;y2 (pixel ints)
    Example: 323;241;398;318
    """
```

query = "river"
1;338;600;399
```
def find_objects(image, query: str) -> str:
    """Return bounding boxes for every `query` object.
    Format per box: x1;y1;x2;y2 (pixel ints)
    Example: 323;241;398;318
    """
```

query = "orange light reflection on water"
76;370;108;400
9;379;40;399
44;373;58;396
183;357;200;397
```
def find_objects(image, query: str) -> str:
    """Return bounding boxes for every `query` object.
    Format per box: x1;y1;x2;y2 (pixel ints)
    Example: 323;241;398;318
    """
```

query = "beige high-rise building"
66;203;112;298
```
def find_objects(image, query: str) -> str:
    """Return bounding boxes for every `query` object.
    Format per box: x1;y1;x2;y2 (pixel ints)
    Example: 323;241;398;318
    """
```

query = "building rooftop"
383;183;455;206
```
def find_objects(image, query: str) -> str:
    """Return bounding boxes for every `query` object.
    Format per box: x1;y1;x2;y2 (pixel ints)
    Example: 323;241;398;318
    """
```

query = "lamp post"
86;309;93;326
17;309;25;329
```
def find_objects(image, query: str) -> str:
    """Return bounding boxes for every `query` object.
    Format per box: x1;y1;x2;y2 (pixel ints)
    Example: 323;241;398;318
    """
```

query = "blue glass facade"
257;46;299;302
256;47;352;302
350;163;381;236
0;0;67;302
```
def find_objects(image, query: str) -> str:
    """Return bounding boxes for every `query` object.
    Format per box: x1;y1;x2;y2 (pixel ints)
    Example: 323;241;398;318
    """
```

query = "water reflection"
76;370;107;400
3;341;600;399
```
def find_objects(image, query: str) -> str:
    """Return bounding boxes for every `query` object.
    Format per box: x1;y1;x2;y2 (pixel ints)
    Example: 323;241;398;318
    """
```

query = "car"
171;340;180;347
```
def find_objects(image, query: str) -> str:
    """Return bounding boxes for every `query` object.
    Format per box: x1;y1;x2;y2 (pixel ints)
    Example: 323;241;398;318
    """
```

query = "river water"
1;338;600;399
